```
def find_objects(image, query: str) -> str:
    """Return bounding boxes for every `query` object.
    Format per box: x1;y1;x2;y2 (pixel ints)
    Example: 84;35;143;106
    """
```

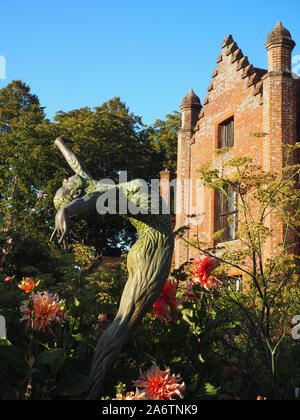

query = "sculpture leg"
86;227;174;400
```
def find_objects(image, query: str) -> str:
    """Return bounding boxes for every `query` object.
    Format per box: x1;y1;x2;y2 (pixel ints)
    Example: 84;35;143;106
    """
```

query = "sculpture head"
54;174;86;210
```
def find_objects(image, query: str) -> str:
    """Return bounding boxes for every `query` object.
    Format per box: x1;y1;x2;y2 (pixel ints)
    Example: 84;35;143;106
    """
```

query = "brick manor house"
160;22;299;268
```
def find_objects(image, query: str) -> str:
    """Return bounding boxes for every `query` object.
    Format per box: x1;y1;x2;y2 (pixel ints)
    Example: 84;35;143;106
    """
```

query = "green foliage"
72;242;96;269
57;374;92;397
205;383;221;397
149;111;181;173
0;262;122;400
0;81;179;276
0;249;299;400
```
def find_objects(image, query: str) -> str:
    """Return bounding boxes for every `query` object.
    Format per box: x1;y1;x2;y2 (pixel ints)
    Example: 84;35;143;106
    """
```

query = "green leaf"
74;297;81;307
71;333;85;342
36;348;65;367
171;356;182;364
22;368;40;384
182;309;195;326
198;354;205;364
188;373;200;394
0;345;26;367
205;383;221;397
0;339;11;346
58;374;93;396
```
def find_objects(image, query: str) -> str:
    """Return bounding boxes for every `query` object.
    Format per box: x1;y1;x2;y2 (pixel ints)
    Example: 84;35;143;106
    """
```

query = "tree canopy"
0;80;179;277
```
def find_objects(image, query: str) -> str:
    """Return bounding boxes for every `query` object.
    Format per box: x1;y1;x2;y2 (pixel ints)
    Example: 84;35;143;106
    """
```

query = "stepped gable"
194;34;266;133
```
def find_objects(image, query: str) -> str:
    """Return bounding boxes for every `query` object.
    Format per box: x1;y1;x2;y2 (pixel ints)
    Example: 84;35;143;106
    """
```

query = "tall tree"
0;81;66;277
0;82;181;273
149;111;181;174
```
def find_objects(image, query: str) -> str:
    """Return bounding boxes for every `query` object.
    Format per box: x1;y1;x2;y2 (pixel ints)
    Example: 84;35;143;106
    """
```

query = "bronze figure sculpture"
51;137;174;400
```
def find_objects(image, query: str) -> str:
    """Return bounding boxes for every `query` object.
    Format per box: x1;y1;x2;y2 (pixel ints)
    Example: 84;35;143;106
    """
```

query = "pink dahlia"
192;255;221;291
4;276;14;284
113;388;147;400
133;366;185;400
153;280;180;323
20;291;66;333
98;314;108;324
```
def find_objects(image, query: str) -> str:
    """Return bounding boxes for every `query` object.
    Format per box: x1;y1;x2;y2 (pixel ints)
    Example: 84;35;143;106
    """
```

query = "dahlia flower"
184;281;197;302
4;276;14;284
20;291;66;333
133;366;185;400
18;278;40;294
98;314;108;324
113;388;147;400
153;280;180;323
192;255;221;291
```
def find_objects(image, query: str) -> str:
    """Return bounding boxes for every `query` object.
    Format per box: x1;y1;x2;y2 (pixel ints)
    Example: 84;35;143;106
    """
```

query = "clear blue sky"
1;0;299;125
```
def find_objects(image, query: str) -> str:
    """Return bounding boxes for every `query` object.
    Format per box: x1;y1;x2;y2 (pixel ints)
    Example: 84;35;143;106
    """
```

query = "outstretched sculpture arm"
55;137;93;180
59;192;98;216
51;193;98;246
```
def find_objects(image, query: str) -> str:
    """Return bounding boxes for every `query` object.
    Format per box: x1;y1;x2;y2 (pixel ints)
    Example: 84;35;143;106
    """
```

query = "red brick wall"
175;27;298;267
189;36;264;260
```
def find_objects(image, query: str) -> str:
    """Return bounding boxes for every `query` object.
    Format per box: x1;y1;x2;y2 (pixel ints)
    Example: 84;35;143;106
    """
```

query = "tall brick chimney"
263;21;297;172
160;169;171;212
263;22;297;257
265;21;296;74
175;89;202;267
160;169;176;231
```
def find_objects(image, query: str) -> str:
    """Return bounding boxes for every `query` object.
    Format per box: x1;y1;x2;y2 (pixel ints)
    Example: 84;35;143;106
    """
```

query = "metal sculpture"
51;137;174;400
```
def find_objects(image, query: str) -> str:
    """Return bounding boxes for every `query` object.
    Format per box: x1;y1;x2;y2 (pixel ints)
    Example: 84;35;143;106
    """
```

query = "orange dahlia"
133;366;185;400
18;278;40;294
20;291;66;333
